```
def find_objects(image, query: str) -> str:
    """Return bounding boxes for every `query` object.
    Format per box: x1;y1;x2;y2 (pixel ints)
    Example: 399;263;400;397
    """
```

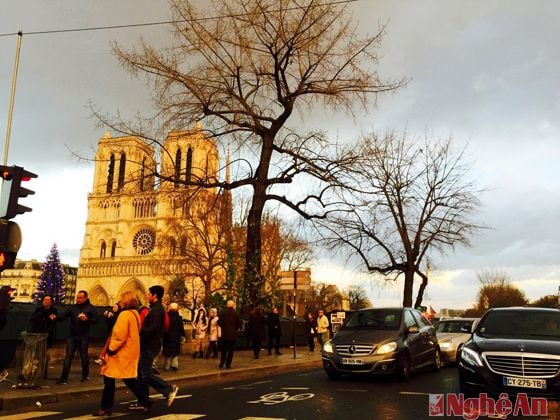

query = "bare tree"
102;0;403;309
303;282;344;314
318;132;484;308
346;285;372;310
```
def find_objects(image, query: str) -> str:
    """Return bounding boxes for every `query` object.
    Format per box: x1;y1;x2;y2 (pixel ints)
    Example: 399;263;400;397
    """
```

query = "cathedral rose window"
132;228;156;255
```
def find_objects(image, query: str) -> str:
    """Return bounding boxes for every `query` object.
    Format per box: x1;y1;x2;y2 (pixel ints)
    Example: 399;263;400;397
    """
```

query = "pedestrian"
29;295;58;378
267;307;282;355
192;307;207;358
93;291;145;417
53;290;99;384
316;309;330;349
205;308;220;359
248;307;267;359
217;300;241;369
0;286;18;382
305;312;318;352
162;303;185;371
30;295;58;347
130;285;179;413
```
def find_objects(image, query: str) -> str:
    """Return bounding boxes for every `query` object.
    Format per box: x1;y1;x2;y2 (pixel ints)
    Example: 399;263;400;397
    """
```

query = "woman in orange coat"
94;291;144;416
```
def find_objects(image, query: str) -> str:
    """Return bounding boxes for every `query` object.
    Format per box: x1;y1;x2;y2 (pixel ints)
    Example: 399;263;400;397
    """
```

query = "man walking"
316;309;330;349
131;285;178;413
267;307;282;355
53;290;99;384
218;300;241;369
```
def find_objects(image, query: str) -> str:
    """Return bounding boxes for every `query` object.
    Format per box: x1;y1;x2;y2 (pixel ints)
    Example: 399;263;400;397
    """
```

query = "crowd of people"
1;284;331;415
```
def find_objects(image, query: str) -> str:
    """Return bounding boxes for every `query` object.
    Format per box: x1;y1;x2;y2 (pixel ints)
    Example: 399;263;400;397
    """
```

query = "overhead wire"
0;0;358;38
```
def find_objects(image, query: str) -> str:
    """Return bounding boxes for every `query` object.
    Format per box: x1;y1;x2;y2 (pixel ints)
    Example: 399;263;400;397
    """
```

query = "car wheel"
431;349;441;371
396;353;411;382
326;370;341;380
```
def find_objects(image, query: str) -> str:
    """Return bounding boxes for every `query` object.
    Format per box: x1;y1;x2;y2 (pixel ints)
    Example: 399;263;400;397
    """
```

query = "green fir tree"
34;243;66;304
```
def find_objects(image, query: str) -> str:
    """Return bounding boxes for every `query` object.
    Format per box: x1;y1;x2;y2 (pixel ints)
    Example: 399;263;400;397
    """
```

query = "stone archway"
89;284;110;306
118;278;148;306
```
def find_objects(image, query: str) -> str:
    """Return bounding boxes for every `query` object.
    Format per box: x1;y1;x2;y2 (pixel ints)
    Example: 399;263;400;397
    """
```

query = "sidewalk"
0;347;322;412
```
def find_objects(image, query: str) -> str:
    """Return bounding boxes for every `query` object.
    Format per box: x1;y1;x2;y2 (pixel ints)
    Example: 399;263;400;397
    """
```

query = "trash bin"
17;332;48;388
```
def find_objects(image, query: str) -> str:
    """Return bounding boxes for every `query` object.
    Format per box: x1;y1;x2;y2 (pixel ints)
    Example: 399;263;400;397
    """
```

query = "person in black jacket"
248;307;267;359
130;285;179;413
267;307;282;355
0;286;17;382
53;290;99;384
162;302;185;371
30;295;58;348
217;300;241;368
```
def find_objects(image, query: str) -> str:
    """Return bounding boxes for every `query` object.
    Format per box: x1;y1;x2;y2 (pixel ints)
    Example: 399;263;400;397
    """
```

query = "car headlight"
439;340;452;349
376;341;397;355
460;347;483;367
322;340;334;354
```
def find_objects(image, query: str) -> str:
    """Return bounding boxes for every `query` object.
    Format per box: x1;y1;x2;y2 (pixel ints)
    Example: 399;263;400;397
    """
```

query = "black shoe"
275;352;282;355
80;376;89;383
171;366;178;371
225;365;232;369
93;408;112;416
219;363;224;368
56;379;68;385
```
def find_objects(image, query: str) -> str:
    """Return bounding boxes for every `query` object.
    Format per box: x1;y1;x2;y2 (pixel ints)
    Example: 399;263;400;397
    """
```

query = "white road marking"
223;380;272;390
238;418;286;420
64;414;127;420
0;412;62;420
281;387;309;390
119;395;191;404
336;388;368;392
146;415;206;419
400;391;430;396
248;391;315;405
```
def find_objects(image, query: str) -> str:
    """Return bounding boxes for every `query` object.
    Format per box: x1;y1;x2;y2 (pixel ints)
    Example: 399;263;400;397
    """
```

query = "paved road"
2;366;559;419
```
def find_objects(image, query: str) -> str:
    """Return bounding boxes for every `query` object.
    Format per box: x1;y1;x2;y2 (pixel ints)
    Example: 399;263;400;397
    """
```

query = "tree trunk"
414;270;428;309
402;270;415;308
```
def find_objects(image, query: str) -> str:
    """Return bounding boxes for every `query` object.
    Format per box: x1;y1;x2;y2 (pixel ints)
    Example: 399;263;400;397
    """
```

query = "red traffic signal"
0;165;37;220
0;220;21;271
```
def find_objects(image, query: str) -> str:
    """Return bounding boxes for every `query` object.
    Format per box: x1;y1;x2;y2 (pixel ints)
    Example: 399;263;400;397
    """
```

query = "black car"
459;307;560;399
321;307;441;381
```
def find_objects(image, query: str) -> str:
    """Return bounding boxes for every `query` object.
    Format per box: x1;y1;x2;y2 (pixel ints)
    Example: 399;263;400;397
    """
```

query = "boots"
192;351;198;358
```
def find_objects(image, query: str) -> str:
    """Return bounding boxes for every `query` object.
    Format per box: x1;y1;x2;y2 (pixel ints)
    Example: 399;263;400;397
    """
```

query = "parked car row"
321;305;560;400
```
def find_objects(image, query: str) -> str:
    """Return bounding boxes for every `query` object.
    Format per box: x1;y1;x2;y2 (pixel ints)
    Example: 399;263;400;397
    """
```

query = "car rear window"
435;320;473;333
477;310;560;338
343;309;402;330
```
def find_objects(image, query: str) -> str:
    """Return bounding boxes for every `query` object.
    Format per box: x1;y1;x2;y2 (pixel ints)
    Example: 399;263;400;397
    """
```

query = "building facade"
77;127;227;306
1;259;77;304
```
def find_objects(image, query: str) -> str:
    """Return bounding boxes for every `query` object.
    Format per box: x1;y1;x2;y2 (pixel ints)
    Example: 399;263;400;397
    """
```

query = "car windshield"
477;310;560;338
343;309;401;330
435;320;473;333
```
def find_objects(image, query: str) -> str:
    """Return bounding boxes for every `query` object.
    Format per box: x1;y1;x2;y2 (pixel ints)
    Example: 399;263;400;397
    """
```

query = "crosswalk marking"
400;391;430;396
0;412;62;419
146;415;206;419
223;380;272;390
64;414;127;420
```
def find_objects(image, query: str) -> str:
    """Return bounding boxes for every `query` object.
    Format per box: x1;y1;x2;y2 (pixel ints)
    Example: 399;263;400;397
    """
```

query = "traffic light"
0;165;37;220
0;220;21;271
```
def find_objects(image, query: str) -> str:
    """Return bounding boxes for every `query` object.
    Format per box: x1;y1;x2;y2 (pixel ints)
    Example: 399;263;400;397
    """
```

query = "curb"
0;359;322;412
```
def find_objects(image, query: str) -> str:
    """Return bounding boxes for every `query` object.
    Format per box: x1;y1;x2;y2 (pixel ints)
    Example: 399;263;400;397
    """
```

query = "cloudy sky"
1;1;559;311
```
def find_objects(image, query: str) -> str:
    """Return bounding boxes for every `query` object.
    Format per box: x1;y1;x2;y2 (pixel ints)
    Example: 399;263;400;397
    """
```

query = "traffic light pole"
4;31;23;165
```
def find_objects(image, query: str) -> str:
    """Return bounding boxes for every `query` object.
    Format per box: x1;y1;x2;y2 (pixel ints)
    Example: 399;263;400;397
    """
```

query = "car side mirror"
460;326;471;333
407;326;419;334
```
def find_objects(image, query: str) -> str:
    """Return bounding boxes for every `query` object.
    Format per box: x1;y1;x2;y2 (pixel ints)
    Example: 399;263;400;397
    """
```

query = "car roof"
487;307;560;313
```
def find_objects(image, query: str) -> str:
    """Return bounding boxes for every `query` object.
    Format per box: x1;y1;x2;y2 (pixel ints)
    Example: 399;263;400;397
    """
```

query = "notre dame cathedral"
76;125;230;307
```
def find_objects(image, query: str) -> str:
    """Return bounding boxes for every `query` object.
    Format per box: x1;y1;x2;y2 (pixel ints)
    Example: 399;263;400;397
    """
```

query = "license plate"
341;358;363;365
503;377;547;389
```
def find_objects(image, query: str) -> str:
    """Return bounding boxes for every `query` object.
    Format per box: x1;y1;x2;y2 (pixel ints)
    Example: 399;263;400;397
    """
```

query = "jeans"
137;349;173;403
219;339;235;367
267;335;281;354
317;332;328;349
101;376;143;410
60;334;90;380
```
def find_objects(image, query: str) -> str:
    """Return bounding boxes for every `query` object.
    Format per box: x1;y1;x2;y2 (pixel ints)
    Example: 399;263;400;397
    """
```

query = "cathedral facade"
77;126;227;307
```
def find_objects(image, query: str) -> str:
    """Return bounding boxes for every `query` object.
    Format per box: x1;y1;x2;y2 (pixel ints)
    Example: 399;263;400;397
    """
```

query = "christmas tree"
34;243;66;304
